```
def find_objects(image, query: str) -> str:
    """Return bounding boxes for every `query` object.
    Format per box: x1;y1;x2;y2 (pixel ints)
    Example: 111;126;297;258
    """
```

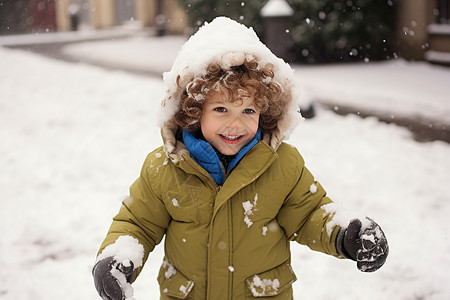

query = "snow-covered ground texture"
1;45;450;300
295;61;450;125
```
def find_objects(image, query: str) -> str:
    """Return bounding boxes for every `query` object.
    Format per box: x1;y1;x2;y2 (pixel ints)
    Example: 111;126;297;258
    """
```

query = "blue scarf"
183;129;262;185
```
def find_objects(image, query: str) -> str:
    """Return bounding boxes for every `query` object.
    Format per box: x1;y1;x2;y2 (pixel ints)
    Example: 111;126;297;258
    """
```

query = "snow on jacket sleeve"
276;145;342;258
97;148;171;280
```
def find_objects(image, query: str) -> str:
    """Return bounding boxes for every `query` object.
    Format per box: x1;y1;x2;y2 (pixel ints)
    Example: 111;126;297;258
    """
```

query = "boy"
93;17;388;300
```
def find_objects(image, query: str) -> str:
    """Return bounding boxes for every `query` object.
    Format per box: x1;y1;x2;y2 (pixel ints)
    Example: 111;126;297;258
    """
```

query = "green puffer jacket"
97;17;344;299
98;127;342;299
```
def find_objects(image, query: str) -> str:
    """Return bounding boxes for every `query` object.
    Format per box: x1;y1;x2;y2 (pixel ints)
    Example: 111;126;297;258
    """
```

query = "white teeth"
221;134;241;140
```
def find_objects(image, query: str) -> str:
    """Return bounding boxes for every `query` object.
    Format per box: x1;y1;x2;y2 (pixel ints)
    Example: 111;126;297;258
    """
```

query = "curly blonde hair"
174;58;285;133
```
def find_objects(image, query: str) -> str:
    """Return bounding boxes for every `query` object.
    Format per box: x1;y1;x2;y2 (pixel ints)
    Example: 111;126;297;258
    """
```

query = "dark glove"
337;219;389;272
93;257;134;300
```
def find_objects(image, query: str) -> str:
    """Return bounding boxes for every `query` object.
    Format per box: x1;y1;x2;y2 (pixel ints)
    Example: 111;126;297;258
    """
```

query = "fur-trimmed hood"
159;16;302;156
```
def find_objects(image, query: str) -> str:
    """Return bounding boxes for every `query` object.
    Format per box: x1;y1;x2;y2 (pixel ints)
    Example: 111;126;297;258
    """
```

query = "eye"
243;108;256;114
214;107;227;113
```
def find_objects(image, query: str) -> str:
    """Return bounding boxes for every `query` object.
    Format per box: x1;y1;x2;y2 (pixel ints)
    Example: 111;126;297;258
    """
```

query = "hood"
159;16;302;152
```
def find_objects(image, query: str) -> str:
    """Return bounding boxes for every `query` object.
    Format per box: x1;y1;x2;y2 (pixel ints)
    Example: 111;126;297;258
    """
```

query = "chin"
219;149;239;156
216;144;240;155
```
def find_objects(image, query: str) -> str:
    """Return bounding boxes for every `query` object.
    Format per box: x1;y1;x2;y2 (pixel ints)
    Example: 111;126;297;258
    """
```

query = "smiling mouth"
219;134;243;143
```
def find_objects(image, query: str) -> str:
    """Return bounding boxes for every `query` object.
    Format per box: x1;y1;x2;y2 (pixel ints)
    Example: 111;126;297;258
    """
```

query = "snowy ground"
1;38;450;299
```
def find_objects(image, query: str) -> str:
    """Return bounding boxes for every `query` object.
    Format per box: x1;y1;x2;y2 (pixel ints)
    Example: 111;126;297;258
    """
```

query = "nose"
224;115;243;131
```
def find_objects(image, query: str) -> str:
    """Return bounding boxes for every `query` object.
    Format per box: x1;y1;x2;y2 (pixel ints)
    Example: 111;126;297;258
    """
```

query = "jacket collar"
160;120;280;188
161;119;282;161
182;129;262;185
213;141;277;215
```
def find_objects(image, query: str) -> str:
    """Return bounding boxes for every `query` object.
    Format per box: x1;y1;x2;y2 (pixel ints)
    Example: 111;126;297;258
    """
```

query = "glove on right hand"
341;219;389;272
93;257;134;300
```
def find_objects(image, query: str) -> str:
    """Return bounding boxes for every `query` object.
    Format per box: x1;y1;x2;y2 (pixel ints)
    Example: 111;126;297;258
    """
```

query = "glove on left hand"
93;257;134;300
337;219;389;272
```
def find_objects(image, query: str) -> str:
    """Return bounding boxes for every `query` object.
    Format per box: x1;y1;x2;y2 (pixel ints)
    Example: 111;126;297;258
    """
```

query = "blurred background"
1;1;450;299
0;0;449;64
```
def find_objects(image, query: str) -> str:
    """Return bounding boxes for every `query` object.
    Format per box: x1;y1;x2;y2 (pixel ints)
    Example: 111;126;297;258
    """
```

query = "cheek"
245;115;260;133
200;114;218;137
199;112;210;128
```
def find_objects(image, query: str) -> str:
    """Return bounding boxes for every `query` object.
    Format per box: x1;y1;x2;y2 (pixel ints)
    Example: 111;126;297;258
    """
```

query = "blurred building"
0;0;187;34
396;0;450;65
0;0;449;65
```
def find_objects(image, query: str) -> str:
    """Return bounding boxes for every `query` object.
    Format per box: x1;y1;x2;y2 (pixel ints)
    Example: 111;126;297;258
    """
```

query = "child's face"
200;91;260;156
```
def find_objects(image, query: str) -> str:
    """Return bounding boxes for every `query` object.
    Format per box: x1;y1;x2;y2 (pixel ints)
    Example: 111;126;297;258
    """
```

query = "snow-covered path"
1;46;449;299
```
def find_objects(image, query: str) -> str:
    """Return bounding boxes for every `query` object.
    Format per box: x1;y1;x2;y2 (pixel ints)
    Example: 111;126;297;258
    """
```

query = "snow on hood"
159;16;302;149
